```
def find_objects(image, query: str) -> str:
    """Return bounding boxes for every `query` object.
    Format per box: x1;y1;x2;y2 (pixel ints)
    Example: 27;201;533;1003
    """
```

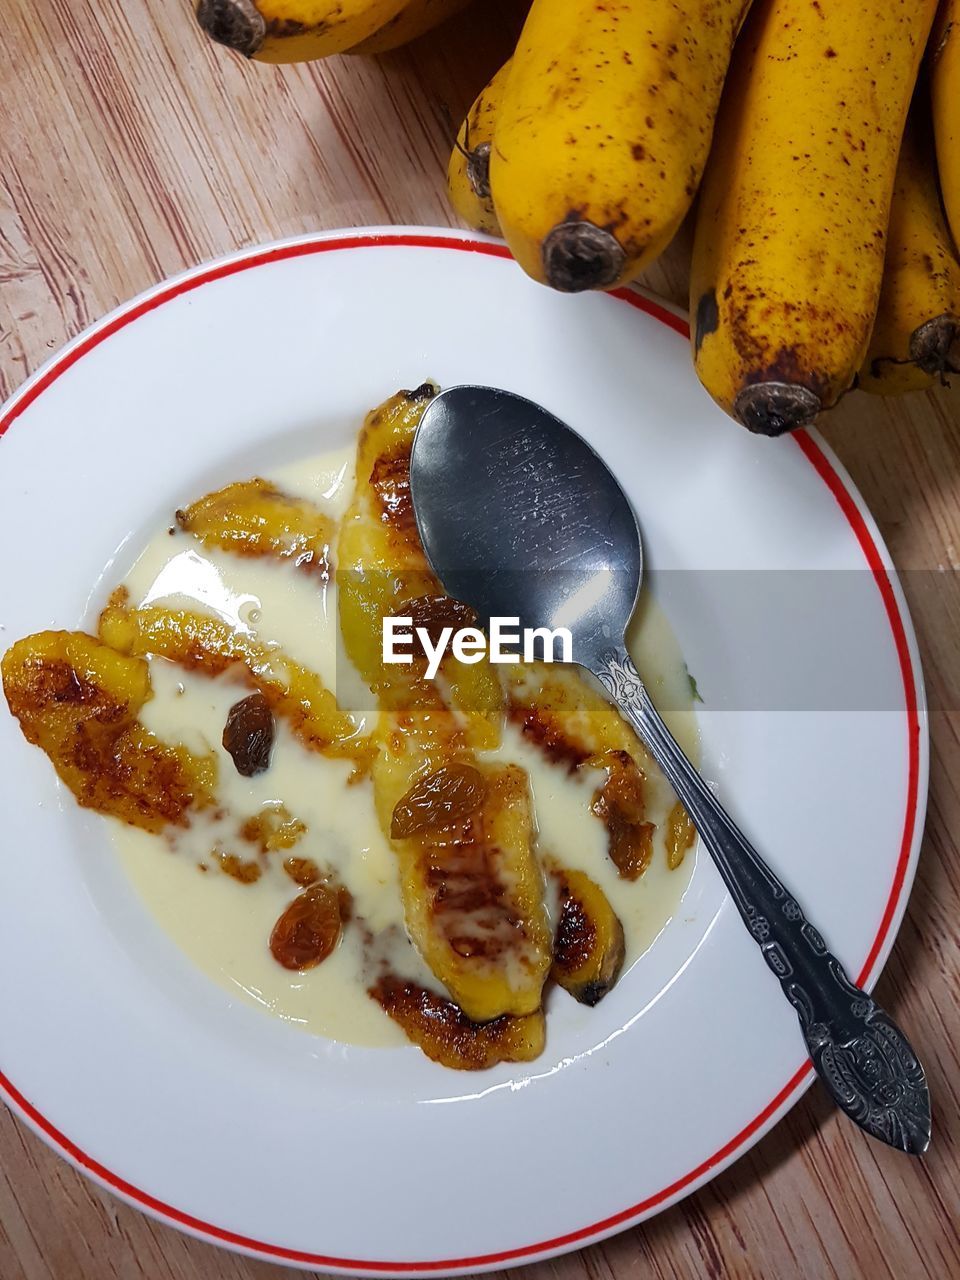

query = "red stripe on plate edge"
791;430;920;985
0;231;922;1272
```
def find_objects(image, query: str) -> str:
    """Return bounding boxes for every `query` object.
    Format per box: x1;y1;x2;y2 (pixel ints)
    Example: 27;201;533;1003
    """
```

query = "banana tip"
542;221;625;293
196;0;266;57
911;315;960;377
734;383;820;436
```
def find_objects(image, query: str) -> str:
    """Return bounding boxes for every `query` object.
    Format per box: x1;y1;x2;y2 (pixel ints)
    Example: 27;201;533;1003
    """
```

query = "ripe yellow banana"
196;0;408;62
691;0;937;434
490;0;752;293
447;62;510;237
931;0;960;252
349;0;470;53
860;108;960;395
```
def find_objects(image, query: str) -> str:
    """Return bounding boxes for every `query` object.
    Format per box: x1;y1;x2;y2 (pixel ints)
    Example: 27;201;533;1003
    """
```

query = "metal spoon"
410;384;931;1155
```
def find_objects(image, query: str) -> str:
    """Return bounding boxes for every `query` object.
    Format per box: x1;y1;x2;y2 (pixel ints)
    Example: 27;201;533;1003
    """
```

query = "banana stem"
196;0;267;57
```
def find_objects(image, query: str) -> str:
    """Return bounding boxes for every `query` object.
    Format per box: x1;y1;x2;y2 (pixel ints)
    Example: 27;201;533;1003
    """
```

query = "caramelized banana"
98;590;370;767
507;664;648;767
376;752;552;1020
176;477;334;576
2;631;215;832
550;864;625;1006
371;976;546;1070
506;666;655;875
340;389;550;1022
338;385;502;744
665;800;697;870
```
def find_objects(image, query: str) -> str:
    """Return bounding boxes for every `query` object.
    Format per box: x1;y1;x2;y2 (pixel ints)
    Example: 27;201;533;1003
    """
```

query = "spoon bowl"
410;385;641;669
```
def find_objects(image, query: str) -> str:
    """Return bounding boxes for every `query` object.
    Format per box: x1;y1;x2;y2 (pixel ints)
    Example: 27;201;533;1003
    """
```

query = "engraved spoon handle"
592;647;931;1155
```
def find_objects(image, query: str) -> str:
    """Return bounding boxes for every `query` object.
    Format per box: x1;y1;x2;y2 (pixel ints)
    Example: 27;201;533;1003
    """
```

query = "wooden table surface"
2;2;959;1277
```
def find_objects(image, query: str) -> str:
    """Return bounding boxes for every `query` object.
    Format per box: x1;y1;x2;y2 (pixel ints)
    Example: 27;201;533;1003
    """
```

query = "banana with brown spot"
447;62;511;237
931;0;960;253
691;0;938;434
490;0;752;293
196;0;409;62
860;104;960;396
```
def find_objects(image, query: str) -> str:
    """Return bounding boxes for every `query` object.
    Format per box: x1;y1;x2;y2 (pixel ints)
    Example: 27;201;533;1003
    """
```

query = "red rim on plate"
0;231;924;1274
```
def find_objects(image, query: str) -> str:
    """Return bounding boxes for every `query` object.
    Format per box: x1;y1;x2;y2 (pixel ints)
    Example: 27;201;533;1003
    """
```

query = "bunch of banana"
691;0;938;432
195;0;468;61
446;0;956;429
196;0;960;429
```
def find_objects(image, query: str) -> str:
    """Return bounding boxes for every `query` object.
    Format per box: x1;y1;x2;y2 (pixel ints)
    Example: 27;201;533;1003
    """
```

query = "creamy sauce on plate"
112;447;699;1048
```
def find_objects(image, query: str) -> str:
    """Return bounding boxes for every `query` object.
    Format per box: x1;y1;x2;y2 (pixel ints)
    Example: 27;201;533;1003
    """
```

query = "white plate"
0;228;926;1274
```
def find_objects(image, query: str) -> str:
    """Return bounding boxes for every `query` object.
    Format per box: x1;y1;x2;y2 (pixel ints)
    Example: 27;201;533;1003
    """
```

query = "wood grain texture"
1;1;959;1276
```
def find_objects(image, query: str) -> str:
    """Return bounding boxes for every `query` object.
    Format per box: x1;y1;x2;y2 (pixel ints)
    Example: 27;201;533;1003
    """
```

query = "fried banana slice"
377;748;552;1020
2;631;215;832
340;389;549;1022
548;863;625;1006
176;478;333;577
506;665;695;876
98;590;370;767
665;799;696;870
338;384;502;745
506;664;650;767
371;976;546;1070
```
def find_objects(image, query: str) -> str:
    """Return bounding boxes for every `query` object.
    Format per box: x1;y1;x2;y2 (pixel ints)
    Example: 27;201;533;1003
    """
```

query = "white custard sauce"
111;446;699;1048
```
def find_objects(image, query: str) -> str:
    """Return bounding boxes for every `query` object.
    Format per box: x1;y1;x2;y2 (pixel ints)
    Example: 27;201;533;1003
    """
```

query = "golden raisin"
223;692;274;776
269;883;342;971
282;856;320;887
216;852;262;884
391;764;486;839
607;815;655;881
591;751;654;880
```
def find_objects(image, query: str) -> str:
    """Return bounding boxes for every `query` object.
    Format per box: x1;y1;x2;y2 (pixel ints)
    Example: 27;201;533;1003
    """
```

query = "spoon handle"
592;647;931;1155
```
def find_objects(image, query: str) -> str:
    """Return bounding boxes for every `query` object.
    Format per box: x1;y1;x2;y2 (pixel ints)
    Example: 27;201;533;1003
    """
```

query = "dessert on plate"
2;385;697;1070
